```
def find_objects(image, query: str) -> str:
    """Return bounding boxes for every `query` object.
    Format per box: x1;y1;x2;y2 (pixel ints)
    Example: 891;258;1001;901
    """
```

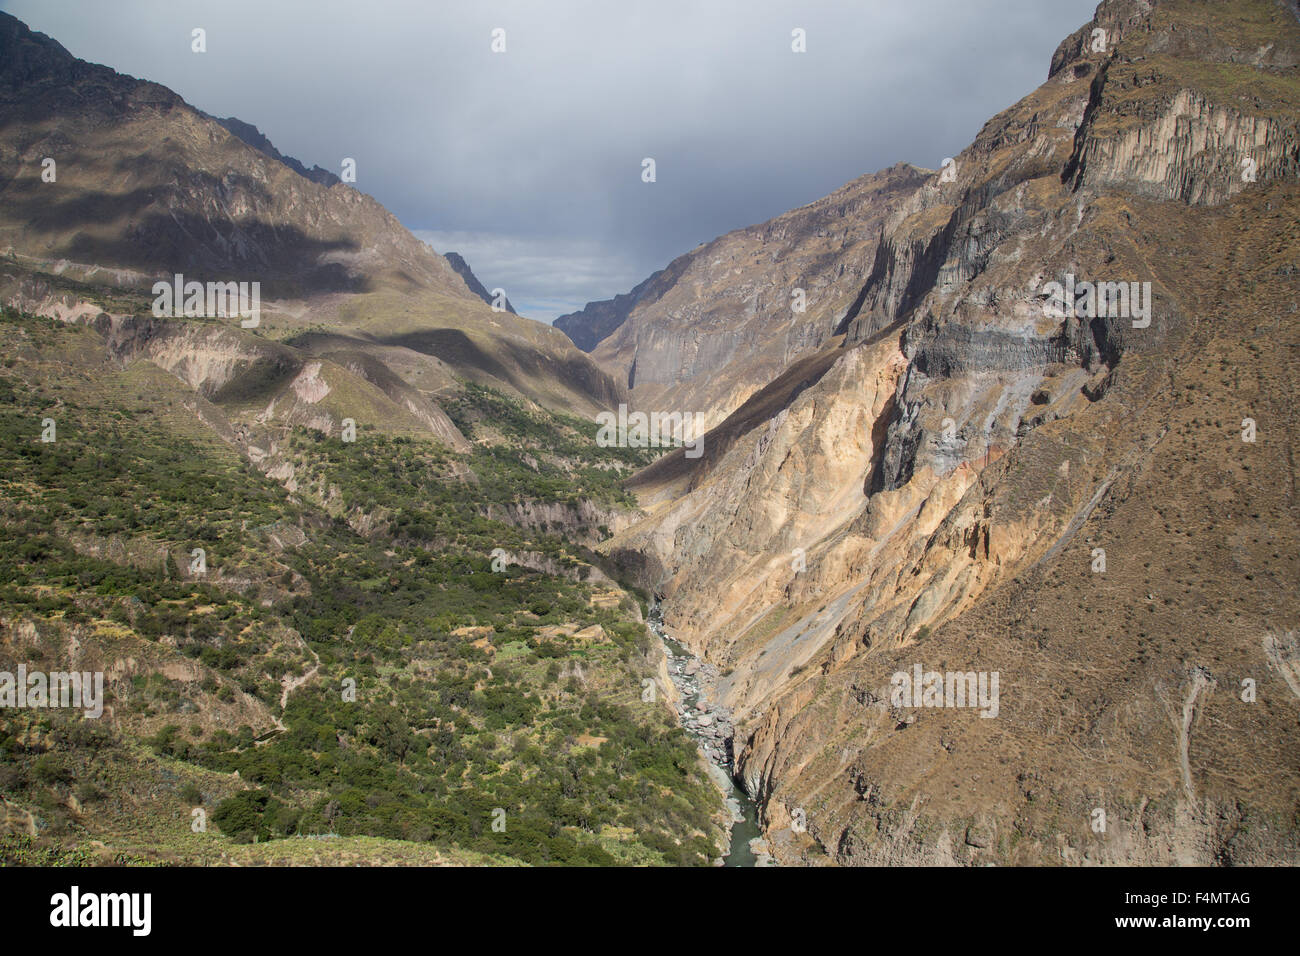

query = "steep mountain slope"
0;11;621;419
555;269;668;353
557;164;929;433
444;252;517;315
203;113;342;187
609;0;1300;864
0;11;733;868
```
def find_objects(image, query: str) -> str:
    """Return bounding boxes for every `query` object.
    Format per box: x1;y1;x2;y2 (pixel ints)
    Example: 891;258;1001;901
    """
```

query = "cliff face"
555;269;667;353
1063;0;1300;204
557;164;930;432
610;0;1300;864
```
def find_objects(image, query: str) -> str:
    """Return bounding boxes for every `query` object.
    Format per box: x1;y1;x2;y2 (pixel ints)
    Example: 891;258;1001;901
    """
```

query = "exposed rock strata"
606;0;1300;865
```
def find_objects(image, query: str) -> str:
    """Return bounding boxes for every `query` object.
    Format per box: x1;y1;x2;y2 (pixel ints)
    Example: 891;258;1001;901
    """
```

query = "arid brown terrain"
574;0;1300;864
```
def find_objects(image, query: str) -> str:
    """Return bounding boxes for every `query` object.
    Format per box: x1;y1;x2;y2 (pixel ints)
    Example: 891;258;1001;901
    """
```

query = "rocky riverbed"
664;646;734;766
649;604;772;866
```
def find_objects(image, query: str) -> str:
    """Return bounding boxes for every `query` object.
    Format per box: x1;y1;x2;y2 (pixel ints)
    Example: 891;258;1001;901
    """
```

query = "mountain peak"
442;251;517;314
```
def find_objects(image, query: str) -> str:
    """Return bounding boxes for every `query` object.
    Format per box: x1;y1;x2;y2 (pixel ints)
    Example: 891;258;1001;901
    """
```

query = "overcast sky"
2;0;1098;321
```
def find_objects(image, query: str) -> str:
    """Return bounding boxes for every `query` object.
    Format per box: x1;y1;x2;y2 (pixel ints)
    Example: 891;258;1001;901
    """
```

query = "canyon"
567;0;1300;864
0;0;1297;868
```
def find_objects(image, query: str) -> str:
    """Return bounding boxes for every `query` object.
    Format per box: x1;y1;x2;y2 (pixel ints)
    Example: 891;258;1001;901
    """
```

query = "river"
649;604;767;866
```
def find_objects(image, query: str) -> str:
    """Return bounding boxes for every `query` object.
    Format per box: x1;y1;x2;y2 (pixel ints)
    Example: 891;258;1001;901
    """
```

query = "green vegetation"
0;308;722;866
0;833;157;867
446;381;658;509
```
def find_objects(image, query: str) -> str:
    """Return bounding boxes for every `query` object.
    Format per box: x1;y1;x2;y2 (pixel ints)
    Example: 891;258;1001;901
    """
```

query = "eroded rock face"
95;312;471;462
557;163;930;432
490;499;637;545
100;314;301;400
608;0;1300;865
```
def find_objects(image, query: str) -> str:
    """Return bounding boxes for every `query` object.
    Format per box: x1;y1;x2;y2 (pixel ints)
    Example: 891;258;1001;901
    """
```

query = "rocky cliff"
608;0;1300;864
557;164;930;432
443;252;517;314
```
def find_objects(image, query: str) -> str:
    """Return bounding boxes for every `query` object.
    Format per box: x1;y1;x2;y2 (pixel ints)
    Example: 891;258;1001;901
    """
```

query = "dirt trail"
257;645;322;739
280;654;321;711
1177;667;1214;805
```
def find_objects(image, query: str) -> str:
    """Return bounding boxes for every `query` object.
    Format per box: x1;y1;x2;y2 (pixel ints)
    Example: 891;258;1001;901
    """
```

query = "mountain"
0;11;621;420
0;300;721;866
203;114;342;188
0;11;726;866
443;251;516;314
556;164;929;434
2;0;1298;870
599;0;1300;864
554;268;665;353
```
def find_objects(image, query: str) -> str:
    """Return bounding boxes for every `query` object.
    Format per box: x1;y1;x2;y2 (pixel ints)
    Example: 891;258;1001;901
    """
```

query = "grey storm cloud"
1;0;1100;320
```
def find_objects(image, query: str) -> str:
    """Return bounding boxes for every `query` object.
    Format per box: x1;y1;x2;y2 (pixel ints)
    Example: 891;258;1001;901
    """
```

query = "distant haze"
1;0;1099;320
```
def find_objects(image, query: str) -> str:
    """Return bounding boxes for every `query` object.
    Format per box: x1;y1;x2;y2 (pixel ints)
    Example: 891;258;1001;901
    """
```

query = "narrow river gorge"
649;603;769;867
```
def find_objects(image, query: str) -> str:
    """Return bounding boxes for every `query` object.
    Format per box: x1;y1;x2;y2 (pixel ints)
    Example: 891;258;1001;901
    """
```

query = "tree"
212;789;272;843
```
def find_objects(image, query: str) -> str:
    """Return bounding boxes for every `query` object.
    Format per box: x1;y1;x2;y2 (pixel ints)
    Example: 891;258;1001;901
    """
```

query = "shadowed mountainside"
0;10;622;419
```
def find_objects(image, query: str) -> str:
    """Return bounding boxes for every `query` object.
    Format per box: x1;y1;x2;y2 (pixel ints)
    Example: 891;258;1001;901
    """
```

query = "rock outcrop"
443;252;517;314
